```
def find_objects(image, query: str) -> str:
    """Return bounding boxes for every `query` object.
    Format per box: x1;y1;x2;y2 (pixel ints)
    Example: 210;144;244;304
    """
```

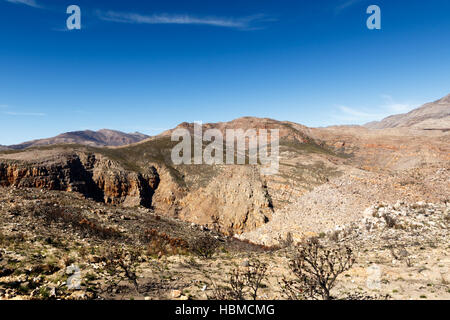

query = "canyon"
0;94;449;301
0;95;448;239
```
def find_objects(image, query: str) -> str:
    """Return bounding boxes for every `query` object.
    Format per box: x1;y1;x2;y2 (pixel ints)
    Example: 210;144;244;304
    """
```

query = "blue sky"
1;0;449;145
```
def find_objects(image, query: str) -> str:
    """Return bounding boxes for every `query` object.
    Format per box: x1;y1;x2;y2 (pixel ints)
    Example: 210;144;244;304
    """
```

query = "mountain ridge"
365;94;450;129
8;129;150;150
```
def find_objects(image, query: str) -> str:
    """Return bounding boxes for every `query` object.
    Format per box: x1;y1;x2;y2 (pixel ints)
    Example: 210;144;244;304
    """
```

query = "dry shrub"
142;228;189;257
0;232;26;244
228;237;278;253
189;235;218;259
31;204;121;240
244;260;268;300
281;239;355;300
103;246;141;293
209;259;268;300
77;218;121;239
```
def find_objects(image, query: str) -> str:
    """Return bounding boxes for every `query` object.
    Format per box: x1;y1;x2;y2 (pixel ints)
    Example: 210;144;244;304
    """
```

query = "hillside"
8;129;149;150
365;94;450;129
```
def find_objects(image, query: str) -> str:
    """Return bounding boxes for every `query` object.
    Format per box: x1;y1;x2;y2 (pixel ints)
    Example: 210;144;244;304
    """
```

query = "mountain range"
2;94;449;151
0;93;448;237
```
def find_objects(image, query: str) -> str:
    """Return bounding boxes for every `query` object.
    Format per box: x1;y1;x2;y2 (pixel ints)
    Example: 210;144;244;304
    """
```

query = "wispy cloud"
5;0;42;9
335;0;364;14
1;104;46;117
337;105;382;119
3;111;46;116
97;11;275;30
334;95;418;124
379;94;416;114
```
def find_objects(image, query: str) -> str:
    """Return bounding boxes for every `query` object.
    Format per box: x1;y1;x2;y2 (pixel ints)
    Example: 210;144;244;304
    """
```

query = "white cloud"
97;11;274;30
334;95;418;125
5;0;41;9
380;94;416;114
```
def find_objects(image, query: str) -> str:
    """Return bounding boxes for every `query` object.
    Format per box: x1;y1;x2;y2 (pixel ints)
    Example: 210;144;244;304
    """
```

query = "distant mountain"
158;116;314;144
8;129;150;150
365;94;450;129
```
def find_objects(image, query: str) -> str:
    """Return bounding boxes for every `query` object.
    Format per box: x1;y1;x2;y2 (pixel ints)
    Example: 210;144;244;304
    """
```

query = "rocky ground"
238;166;449;245
0;186;448;300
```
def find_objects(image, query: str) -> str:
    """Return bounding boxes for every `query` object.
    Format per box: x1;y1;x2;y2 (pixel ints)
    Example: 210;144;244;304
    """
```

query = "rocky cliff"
178;165;273;234
0;148;274;235
0;152;159;208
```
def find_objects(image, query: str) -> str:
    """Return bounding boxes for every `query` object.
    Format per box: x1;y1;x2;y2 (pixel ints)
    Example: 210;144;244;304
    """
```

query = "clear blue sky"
1;0;449;145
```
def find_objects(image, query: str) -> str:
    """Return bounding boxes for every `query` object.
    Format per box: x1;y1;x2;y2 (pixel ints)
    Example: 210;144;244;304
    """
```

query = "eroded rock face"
0;153;159;208
178;166;273;235
0;152;274;235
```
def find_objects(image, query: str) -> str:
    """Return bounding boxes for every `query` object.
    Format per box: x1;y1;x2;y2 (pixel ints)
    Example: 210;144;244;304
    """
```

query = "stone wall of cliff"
0;151;273;235
0;153;159;208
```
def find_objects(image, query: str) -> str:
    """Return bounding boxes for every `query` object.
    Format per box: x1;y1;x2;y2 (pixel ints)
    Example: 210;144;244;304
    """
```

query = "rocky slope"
365;94;450;130
238;166;450;245
0;146;273;235
8;129;149;150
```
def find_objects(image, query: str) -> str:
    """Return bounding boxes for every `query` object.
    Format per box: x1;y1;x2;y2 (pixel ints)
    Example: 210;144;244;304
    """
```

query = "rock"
49;287;56;298
171;290;182;299
241;260;250;267
363;207;376;218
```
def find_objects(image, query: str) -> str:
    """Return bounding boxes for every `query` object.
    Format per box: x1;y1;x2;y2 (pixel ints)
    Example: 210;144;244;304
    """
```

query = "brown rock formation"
178;166;273;235
0;152;159;208
0;149;275;235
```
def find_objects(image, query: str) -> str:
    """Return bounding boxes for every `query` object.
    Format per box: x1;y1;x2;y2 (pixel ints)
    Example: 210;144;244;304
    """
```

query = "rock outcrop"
178;166;273;235
0;152;159;208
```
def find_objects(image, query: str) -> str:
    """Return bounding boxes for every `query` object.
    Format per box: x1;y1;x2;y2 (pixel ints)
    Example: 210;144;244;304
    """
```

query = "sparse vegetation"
142;228;189;257
103;247;141;293
31;204;121;240
189;235;219;259
281;239;355;300
208;258;268;300
244;260;268;300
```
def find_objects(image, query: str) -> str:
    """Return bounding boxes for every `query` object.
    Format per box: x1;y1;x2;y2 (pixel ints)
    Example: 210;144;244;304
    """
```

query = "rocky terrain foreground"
0;94;449;300
0;187;448;300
